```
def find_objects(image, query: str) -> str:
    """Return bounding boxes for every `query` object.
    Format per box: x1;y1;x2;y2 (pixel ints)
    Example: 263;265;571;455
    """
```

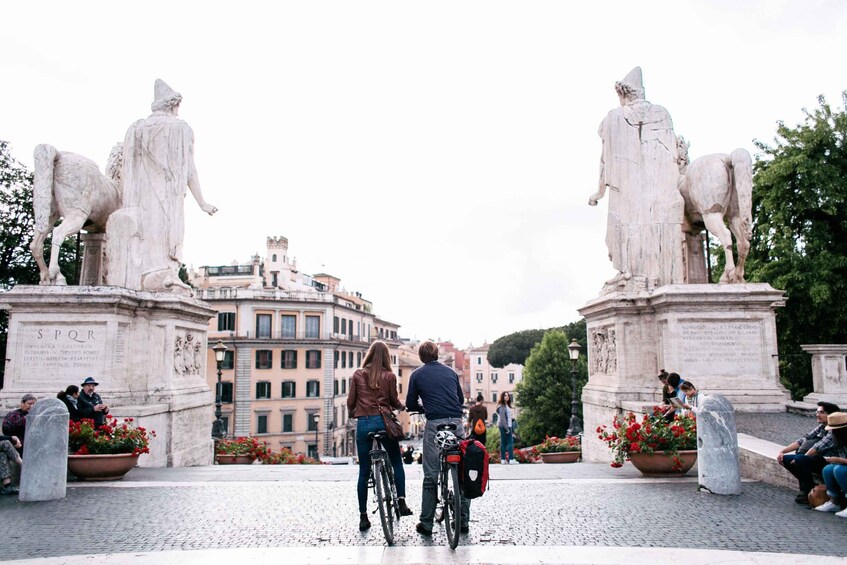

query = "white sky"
2;1;846;347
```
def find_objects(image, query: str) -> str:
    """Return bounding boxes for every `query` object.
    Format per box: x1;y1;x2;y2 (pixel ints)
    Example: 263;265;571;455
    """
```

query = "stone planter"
629;450;697;477
539;451;581;463
67;453;139;481
215;454;256;465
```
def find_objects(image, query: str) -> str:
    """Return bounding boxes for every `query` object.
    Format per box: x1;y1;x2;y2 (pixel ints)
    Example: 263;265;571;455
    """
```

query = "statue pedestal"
578;284;790;463
0;286;216;467
800;344;847;406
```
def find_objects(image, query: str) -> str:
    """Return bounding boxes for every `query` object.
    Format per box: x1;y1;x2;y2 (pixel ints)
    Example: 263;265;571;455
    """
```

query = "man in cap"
589;66;686;292
77;378;109;427
108;79;217;295
777;401;840;504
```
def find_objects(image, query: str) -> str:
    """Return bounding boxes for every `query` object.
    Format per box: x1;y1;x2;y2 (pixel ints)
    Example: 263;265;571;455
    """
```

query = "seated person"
658;370;672;405
0;434;22;495
661;373;686;420
679;381;702;414
57;385;82;422
811;412;847;515
2;394;36;454
777;402;839;504
777;401;839;504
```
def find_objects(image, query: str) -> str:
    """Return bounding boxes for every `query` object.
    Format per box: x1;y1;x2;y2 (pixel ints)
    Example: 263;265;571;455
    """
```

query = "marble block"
801;344;847;406
696;394;741;495
19;398;68;501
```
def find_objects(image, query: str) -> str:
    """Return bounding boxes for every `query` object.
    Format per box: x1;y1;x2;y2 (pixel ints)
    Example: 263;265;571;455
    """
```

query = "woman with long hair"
496;391;516;464
346;340;412;531
57;385;81;422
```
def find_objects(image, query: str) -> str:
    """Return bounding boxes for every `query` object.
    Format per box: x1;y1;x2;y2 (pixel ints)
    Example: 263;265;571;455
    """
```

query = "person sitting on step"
777;401;840;504
0;434;23;495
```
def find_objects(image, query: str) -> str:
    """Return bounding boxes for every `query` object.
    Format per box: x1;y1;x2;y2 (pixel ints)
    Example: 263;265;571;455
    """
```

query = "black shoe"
0;485;18;495
359;513;371;531
795;492;809;504
415;522;432;536
398;498;413;516
460;525;470;534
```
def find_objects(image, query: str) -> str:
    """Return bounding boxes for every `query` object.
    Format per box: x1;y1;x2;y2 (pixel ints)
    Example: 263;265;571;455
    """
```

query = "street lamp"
211;340;228;439
313;412;320;458
566;338;582;437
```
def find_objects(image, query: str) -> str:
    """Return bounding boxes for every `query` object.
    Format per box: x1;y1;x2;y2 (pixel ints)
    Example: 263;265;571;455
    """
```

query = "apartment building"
195;236;402;458
467;343;524;424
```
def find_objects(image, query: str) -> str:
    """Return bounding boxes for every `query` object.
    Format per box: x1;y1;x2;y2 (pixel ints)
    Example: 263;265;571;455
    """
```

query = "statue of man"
589;67;685;293
107;79;216;294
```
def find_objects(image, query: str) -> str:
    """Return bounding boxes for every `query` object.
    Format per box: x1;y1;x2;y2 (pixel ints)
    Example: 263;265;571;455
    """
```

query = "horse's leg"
47;212;87;285
701;212;736;283
30;212;59;284
728;215;750;283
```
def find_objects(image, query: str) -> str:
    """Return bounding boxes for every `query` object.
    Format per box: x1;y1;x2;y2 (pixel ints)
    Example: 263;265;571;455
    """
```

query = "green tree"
747;94;847;399
488;319;586;368
514;329;587;446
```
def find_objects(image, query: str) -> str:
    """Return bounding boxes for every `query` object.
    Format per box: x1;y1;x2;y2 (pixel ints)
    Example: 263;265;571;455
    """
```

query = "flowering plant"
535;435;581;453
68;416;155;456
597;406;696;470
259;447;320;465
514;447;540;463
215;436;266;458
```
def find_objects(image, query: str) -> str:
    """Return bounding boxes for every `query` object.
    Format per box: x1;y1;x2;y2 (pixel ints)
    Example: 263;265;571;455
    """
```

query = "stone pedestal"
578;283;789;463
79;233;107;286
801;344;847;406
19;398;68;501
0;285;216;467
696;395;741;495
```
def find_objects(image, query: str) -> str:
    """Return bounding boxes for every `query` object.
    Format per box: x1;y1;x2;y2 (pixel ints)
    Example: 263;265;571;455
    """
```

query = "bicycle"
433;423;464;549
367;430;401;545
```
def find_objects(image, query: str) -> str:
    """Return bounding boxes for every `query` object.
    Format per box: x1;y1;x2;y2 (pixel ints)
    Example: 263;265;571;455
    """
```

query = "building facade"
467;343;524;424
195;236;402;458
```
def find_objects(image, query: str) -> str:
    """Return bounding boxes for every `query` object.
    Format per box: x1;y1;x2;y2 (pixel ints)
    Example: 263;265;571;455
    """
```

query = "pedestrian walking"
467;394;488;445
496;392;517;464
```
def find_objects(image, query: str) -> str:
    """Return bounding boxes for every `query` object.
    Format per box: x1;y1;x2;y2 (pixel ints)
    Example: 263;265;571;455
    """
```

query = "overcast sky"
3;1;846;347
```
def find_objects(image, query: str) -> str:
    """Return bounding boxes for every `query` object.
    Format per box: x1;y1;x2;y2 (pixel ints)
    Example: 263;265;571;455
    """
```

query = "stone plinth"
579;283;789;463
696;394;741;495
19;398;68;501
801;344;847;406
0;285;215;467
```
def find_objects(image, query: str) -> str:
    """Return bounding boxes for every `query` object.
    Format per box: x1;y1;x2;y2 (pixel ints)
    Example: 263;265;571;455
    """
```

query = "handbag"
379;406;404;440
808;484;829;508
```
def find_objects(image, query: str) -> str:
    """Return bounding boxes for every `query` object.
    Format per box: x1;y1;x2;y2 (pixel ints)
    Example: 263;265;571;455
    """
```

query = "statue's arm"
186;135;217;216
589;151;606;206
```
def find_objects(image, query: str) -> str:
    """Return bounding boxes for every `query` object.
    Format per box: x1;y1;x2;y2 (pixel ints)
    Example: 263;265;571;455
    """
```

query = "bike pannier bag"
459;439;489;499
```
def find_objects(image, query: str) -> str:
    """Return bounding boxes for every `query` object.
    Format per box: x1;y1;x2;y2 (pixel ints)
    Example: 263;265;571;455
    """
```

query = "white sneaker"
500;460;506;465
509;459;519;464
815;500;840;512
836;508;847;519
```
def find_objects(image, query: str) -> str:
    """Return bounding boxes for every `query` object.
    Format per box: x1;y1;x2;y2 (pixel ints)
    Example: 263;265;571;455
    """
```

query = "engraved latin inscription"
678;321;762;375
19;324;105;372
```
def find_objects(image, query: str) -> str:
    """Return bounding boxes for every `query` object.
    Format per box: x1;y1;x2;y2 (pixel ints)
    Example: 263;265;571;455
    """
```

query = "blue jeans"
822;463;847;501
355;415;405;513
499;428;514;461
420;417;470;529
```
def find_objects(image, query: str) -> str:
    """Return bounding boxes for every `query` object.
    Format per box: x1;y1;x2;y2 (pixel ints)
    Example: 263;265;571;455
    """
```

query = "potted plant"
535;435;581;463
68;416;155;480
214;436;265;464
258;447;320;465
597;406;697;476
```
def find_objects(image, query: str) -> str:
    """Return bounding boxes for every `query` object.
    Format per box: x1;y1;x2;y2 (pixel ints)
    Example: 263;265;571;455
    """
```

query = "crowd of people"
0;378;109;495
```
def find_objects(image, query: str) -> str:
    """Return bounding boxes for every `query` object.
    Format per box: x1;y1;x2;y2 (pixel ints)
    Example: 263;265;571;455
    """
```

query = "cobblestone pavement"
0;463;845;561
735;411;816;446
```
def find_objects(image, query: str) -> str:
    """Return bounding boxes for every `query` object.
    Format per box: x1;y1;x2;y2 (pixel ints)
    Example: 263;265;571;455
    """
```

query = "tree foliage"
488;319;586;368
747;94;847;399
514;329;587;446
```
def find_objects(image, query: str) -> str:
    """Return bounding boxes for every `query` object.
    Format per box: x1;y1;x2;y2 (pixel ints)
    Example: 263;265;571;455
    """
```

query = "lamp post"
313;413;320;458
211;340;228;439
566;338;582;437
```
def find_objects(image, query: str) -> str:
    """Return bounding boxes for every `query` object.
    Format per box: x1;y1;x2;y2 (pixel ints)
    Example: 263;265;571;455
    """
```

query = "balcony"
227;331;371;343
197;288;335;303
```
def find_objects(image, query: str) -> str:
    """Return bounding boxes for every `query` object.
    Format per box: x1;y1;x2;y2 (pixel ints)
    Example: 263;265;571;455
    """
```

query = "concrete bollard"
696;394;741;495
19;398;68;501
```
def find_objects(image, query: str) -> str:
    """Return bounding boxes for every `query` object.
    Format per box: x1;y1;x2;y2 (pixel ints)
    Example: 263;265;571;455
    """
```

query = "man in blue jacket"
405;341;470;536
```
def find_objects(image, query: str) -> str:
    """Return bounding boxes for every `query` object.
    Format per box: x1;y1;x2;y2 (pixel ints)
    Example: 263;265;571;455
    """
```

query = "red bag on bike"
458;439;488;499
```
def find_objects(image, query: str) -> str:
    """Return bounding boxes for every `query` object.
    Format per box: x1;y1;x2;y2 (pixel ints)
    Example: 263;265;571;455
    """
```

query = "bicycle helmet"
434;430;458;450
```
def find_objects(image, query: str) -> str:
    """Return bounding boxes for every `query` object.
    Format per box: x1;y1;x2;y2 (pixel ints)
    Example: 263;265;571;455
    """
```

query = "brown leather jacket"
347;368;403;418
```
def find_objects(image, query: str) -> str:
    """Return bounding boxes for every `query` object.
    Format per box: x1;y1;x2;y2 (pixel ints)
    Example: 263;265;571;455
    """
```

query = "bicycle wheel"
385;461;401;521
435;464;447;523
445;464;462;549
374;459;395;545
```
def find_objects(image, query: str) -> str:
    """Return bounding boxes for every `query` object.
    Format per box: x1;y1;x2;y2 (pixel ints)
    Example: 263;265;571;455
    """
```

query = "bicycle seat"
436;423;457;432
368;431;387;442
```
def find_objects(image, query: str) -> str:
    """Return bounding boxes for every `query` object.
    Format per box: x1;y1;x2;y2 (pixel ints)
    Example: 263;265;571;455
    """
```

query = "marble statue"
30;143;123;285
676;137;753;283
106;79;216;295
589;67;686;293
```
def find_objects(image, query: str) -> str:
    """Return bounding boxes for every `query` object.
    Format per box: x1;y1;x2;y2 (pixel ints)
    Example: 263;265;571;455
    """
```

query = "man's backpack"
458;439;489;499
473;418;486;436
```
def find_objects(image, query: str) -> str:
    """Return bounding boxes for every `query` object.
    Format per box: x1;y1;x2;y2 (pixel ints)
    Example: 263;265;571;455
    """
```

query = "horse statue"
30;143;123;285
676;137;753;283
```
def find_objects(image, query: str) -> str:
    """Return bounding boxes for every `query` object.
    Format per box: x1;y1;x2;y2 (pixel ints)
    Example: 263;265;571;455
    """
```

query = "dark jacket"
2;409;27;449
59;396;82;422
78;391;108;427
405;361;464;420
